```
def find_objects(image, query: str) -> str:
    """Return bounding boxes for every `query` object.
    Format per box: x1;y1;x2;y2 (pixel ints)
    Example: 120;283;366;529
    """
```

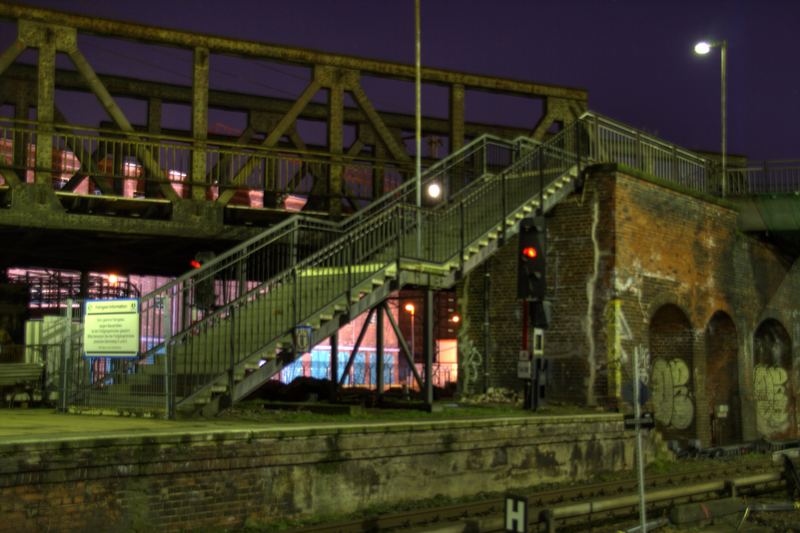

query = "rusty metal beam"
450;83;465;152
1;65;533;139
0;38;25;78
34;30;55;186
66;47;179;201
0;2;588;101
351;84;410;162
191;46;209;201
216;77;322;205
328;81;344;217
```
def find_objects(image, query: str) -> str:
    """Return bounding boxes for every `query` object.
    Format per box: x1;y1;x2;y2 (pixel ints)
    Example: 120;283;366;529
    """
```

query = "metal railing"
584;112;712;193
726;160;800;195
60;132;519;412
0;118;411;203
60;110;800;415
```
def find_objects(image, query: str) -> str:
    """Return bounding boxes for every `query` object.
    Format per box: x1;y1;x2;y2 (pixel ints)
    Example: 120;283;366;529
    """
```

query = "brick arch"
753;318;795;439
646;295;695;329
704;311;742;445
649;304;695;441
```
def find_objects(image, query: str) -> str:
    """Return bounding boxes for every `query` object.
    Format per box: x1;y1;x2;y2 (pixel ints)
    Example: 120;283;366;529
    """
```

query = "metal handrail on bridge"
0;117;413;203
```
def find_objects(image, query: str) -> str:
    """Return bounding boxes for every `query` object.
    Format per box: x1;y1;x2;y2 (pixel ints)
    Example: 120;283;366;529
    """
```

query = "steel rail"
285;461;780;533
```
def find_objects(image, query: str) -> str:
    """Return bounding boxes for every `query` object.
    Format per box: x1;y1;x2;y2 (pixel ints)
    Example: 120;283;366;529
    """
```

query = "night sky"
1;0;798;162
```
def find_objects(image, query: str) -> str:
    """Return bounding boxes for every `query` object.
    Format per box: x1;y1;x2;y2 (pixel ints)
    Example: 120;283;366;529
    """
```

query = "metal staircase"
63;111;723;416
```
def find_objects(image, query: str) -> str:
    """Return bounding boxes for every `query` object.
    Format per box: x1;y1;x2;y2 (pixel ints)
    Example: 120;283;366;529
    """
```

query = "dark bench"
0;363;45;406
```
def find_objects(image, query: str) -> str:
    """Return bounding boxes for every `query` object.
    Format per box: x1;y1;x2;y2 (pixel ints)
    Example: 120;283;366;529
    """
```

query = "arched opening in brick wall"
753;319;795;439
649;304;695;442
704;312;742;446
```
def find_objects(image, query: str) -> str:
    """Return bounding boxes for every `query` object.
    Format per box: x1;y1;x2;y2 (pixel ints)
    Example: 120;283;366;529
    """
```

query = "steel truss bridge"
0;2;587;275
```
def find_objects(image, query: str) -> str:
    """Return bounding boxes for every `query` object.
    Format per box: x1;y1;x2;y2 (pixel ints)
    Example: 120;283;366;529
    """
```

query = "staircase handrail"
134;132;519;358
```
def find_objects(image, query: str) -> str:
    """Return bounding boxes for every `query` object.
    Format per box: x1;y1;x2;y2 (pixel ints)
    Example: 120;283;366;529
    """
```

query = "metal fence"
726;160;800;195
0;118;411;203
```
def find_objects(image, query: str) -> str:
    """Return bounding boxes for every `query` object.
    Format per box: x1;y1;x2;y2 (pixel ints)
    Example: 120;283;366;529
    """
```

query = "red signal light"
522;246;538;259
190;259;202;269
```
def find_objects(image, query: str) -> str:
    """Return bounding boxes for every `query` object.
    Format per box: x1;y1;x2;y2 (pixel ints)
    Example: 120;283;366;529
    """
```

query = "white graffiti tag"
754;365;789;437
651;358;694;430
459;336;483;394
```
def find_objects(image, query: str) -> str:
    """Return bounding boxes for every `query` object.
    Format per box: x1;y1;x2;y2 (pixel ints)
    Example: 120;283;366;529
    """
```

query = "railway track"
286;459;788;533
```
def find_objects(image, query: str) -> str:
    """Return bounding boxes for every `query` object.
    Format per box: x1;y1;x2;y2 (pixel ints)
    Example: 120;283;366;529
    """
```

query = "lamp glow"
426;182;442;199
694;41;711;55
404;303;415;315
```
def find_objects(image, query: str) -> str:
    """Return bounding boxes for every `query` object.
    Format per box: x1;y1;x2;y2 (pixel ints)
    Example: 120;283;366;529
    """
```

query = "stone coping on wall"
0;411;623;452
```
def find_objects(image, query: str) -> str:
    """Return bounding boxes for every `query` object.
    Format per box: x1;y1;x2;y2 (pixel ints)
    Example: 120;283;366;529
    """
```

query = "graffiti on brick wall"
651;358;694;430
606;300;633;400
754;364;790;436
458;335;483;394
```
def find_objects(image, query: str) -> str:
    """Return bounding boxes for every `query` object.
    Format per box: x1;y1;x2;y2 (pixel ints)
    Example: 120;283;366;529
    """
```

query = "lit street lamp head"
694;41;712;55
426;181;442;200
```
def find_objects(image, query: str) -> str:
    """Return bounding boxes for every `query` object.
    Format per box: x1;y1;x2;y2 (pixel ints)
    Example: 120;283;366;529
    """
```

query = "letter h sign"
505;494;528;533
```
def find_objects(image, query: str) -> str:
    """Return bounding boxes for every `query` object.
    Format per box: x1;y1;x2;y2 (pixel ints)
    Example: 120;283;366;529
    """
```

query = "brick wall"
458;164;800;444
0;415;651;532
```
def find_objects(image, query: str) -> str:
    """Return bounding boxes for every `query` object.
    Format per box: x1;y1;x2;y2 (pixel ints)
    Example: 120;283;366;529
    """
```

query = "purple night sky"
1;0;798;162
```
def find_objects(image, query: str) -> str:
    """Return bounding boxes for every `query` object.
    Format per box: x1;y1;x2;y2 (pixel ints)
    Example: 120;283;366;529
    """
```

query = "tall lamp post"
414;0;422;255
694;39;728;196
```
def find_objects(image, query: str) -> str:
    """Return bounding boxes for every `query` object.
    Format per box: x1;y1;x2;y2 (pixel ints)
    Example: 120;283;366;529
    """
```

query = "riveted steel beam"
1;65;532;140
192;46;209;201
0;2;588;101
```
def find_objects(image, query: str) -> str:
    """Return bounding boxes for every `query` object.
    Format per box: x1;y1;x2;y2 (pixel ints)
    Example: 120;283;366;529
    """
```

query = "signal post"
516;216;550;410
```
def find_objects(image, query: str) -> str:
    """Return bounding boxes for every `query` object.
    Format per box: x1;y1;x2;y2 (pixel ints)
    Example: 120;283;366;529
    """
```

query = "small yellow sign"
83;298;140;358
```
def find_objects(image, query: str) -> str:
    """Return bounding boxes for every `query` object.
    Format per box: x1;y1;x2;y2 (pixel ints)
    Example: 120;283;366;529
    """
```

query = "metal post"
330;331;338;400
538;149;544;215
501;172;507;243
633;347;647;531
162;294;174;419
59;298;73;412
459;201;465;272
424;289;434;406
414;0;422;257
376;304;384;402
228;305;236;394
720;40;727;197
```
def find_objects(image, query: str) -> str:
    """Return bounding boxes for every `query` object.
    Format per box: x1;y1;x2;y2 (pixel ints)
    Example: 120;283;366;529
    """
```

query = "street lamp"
426;181;442;200
404;302;416;365
694;39;728;196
